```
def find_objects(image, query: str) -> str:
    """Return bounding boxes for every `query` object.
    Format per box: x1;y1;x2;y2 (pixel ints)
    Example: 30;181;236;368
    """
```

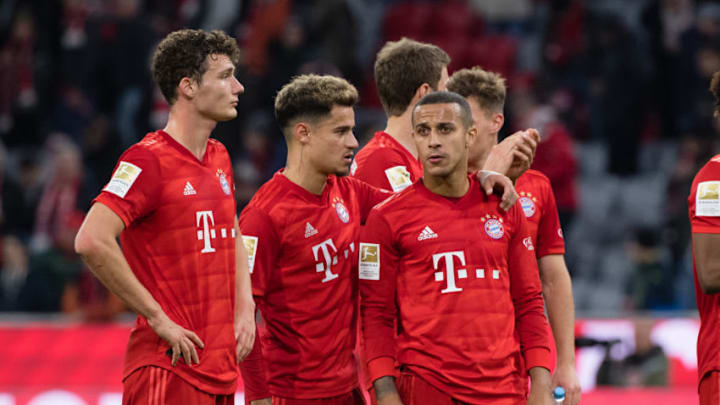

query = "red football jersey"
515;169;565;258
689;155;720;386
351;131;423;192
94;130;239;394
360;175;551;404
238;172;388;399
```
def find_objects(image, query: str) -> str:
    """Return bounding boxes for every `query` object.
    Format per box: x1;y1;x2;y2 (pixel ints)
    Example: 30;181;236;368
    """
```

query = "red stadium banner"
0;319;700;404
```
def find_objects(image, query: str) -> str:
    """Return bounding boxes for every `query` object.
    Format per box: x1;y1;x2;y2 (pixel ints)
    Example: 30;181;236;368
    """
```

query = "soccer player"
237;75;516;405
360;91;553;405
690;70;720;405
447;67;581;405
352;38;536;192
74;29;255;404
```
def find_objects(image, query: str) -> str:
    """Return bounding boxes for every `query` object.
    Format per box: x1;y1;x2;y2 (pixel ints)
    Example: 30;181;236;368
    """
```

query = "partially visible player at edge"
689;70;720;405
74;29;255;405
447;67;581;405
237;75;516;405
360;91;553;405
352;37;537;192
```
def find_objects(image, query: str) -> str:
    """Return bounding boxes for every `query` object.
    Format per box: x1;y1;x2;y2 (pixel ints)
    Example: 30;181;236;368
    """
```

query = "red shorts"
270;389;365;405
123;366;234;405
700;371;720;405
395;371;464;405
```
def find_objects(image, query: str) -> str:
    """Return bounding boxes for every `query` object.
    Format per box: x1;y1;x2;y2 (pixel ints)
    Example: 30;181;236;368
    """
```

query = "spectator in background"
30;135;96;253
0;235;28;310
0;8;40;147
522;102;578;231
16;210;86;312
625;227;675;310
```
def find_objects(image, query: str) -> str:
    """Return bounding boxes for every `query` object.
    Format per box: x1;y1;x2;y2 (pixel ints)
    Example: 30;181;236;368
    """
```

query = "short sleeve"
536;181;565;257
93;146;161;227
352;179;392;224
690;161;720;234
353;149;413;192
238;206;280;298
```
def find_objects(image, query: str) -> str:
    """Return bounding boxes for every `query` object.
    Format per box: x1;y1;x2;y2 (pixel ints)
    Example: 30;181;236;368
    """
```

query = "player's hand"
234;304;256;363
148;313;204;367
483;129;539;182
250;398;272;405
527;367;553;405
552;363;581;405
478;171;518;211
377;393;404;405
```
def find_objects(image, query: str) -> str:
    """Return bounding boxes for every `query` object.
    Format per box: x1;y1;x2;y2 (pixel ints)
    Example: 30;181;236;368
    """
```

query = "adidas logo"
183;181;197;195
417;226;438;241
304;222;318;238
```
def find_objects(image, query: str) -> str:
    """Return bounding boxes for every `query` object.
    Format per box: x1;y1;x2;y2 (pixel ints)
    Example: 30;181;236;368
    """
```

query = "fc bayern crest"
217;169;232;195
334;197;350;223
484;218;505;239
519;197;536;218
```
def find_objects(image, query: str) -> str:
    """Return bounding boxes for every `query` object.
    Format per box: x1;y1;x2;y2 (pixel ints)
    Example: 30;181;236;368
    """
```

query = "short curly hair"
274;74;358;132
446;67;507;116
374;38;450;117
711;70;720;117
151;29;241;104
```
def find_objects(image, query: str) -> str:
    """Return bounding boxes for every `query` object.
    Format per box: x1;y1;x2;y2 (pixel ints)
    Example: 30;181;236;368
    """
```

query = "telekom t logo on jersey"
196;210;235;253
433;251;501;294
312;238;355;283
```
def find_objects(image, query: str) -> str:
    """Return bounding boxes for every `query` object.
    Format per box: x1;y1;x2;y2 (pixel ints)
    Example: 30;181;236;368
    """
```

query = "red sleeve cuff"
93;197;132;227
693;225;720;234
537;247;565;258
367;356;396;383
524;347;552;372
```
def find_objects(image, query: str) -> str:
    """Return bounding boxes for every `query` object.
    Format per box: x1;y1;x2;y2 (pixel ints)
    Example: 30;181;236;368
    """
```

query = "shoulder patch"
242;235;258;273
359;243;380;280
697;181;720;217
384;165;413;192
104;161;142;198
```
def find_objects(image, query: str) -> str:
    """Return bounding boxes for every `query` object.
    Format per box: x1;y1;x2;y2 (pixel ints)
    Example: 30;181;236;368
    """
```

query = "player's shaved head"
151;29;240;104
412;91;473;129
274;74;359;134
375;38;450;117
446;67;507;116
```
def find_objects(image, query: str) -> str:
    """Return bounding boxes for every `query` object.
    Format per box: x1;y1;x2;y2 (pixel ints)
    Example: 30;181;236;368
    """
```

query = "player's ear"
492;113;505;133
294;122;311;145
178;77;196;99
466;125;477;148
416;83;432;100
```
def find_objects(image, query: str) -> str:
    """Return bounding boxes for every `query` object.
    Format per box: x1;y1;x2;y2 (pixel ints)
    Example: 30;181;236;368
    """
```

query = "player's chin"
215;109;238;122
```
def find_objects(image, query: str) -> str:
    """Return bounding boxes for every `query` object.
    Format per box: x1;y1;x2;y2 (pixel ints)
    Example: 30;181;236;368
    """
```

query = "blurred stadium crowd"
0;0;718;318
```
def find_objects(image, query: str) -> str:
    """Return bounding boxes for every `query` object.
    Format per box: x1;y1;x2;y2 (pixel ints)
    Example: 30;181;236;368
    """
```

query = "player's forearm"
528;366;552;396
539;255;576;365
374;376;400;400
234;223;255;316
76;234;164;322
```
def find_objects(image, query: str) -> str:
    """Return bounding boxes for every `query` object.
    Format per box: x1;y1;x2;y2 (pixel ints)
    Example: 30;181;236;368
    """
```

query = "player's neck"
283;156;328;196
384;112;418;158
467;137;498;173
424;167;470;198
164;107;216;160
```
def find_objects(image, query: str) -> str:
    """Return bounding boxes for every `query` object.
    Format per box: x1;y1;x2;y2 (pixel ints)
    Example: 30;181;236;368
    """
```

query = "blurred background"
0;0;715;403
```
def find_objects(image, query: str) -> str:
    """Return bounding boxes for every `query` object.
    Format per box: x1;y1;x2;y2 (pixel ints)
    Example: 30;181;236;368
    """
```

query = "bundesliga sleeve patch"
358;243;380;280
523;236;535;251
104;161;142;198
242;236;258;273
697;181;720;217
384;166;412;192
